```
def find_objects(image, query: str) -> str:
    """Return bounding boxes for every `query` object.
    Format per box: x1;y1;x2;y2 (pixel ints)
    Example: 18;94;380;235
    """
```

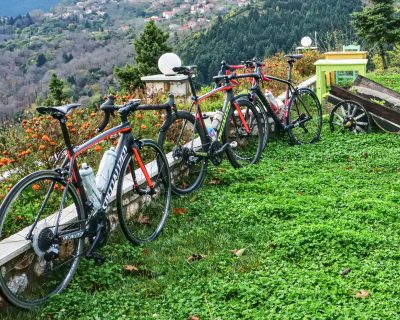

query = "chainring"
208;141;223;166
88;212;110;250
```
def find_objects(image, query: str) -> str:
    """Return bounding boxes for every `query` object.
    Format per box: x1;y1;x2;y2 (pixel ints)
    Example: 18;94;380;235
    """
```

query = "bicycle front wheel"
0;170;84;310
117;139;171;244
223;99;264;168
287;87;322;144
157;110;208;195
235;94;269;151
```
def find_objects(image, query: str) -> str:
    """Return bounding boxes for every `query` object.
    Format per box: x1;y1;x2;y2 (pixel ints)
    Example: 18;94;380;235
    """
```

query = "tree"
36;53;47;67
115;21;171;91
352;0;400;69
47;73;67;106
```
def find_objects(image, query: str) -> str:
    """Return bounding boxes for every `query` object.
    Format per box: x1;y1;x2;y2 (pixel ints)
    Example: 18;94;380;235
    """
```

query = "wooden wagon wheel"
329;100;371;134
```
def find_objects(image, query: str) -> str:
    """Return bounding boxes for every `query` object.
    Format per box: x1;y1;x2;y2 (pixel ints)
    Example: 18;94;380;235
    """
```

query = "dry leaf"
209;178;223;186
123;264;154;278
231;248;246;257
14;253;35;270
172;207;188;216
340;268;352;277
188;316;200;320
355;289;369;299
124;265;139;273
137;214;151;225
187;254;206;263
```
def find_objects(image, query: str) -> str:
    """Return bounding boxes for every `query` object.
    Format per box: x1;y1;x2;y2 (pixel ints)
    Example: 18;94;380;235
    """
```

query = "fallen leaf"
231;248;246;258
123;264;155;278
172;207;188;216
187;254;206;263
124;265;139;273
137;214;151;225
188;316;200;320
355;289;369;299
14;253;35;270
209;178;223;186
340;268;352;277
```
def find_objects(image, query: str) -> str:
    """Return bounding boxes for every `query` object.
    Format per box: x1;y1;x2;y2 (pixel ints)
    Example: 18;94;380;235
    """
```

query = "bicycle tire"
117;139;171;244
0;170;84;310
157;110;208;195
223;99;264;168
287;87;322;144
235;94;269;151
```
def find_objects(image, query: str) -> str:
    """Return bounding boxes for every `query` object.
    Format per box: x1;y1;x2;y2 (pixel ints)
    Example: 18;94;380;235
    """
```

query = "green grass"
367;72;400;93
3;122;400;319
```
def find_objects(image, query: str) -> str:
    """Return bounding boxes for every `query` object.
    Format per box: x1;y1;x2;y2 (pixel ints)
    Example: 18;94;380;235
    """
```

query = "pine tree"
352;0;400;69
48;73;66;106
115;21;171;91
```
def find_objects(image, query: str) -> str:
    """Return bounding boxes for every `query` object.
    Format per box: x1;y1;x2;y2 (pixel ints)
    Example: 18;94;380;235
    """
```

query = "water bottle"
79;163;101;211
211;110;224;131
96;147;117;193
208;127;217;141
264;90;280;114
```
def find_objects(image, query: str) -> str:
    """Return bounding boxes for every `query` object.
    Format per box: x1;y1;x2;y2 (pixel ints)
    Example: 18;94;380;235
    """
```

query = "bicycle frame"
183;77;251;154
43;118;154;240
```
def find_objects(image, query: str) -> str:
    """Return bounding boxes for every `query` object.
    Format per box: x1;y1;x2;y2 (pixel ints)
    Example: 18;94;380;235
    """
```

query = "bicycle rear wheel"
157;110;208;195
117;139;171;244
0;170;84;310
223;99;264;168
287;87;322;144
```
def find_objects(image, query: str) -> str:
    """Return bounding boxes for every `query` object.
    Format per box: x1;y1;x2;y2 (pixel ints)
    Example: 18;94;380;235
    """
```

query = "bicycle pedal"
86;252;105;266
229;141;238;149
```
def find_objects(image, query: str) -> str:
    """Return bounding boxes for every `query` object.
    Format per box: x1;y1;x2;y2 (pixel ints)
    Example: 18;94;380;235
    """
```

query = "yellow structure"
314;58;368;103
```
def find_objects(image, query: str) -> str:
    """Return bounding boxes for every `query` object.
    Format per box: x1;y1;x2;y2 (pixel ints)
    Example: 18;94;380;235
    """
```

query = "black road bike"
0;96;174;309
223;55;322;145
157;66;264;195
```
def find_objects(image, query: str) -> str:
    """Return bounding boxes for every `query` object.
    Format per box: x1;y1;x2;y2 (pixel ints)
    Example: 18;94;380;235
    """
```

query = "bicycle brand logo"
102;145;128;210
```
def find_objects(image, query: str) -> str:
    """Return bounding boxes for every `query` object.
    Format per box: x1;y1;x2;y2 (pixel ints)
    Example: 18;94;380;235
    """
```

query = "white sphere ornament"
300;36;312;47
158;53;182;75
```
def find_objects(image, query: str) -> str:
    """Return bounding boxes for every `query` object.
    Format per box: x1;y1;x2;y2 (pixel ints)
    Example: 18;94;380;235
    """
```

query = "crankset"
88;211;110;251
208;141;223;166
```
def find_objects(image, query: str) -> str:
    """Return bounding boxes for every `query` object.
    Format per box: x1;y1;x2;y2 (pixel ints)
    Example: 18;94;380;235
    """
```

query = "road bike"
222;55;322;145
157;65;264;195
0;95;174;309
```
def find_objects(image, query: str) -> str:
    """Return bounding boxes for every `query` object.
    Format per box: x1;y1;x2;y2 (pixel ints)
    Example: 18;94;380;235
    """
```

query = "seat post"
287;61;294;82
59;117;74;152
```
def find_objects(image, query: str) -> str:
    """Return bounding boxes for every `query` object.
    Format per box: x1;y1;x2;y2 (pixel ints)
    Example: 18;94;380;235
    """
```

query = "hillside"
177;0;363;83
0;0;248;119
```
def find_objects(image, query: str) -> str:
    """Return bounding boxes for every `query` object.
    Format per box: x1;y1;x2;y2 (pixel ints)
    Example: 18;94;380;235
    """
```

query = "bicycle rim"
157;111;207;195
287;88;322;144
0;171;84;309
223;99;263;168
117;140;171;244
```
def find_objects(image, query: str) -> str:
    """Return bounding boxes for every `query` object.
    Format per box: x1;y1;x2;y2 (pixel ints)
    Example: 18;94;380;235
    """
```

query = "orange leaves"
17;150;32;157
32;184;41;191
41;134;51;142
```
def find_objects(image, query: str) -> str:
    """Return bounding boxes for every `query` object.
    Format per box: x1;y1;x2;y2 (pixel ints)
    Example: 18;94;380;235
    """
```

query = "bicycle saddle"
36;103;81;118
285;54;303;60
172;65;196;75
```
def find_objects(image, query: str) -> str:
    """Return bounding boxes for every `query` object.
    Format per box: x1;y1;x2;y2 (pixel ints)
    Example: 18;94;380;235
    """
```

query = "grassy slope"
5;120;400;319
367;73;400;93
